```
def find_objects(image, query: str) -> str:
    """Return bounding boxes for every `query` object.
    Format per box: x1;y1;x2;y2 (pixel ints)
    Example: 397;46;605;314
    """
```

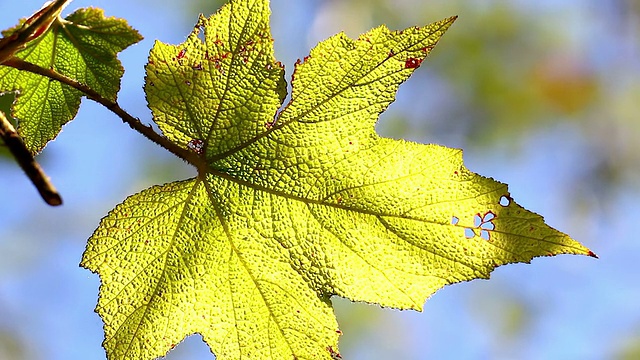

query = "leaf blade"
0;7;142;153
145;0;285;159
84;1;594;359
82;178;339;360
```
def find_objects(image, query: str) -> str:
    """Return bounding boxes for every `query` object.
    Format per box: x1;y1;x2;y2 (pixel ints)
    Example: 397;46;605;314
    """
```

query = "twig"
2;57;207;171
0;0;72;64
0;110;62;206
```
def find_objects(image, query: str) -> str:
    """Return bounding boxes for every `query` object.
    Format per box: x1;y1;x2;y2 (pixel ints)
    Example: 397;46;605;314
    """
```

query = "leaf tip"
587;250;598;259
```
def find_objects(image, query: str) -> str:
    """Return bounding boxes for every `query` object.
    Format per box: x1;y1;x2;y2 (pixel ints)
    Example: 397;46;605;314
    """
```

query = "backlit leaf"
81;1;594;359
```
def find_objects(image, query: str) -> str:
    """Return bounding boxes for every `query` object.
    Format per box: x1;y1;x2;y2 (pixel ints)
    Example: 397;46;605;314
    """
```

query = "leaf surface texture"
81;1;593;359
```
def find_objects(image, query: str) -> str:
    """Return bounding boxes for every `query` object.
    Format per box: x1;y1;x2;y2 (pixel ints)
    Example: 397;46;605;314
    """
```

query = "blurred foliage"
332;298;416;360
466;283;536;359
138;0;226;23
614;327;640;360
0;327;28;360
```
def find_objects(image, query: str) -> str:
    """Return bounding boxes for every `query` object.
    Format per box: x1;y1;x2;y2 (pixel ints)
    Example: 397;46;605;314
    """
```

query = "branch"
0;110;62;206
2;57;207;170
0;0;72;64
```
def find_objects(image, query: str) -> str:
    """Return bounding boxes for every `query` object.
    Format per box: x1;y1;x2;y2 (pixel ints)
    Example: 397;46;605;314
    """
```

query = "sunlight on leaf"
0;7;142;153
81;0;594;359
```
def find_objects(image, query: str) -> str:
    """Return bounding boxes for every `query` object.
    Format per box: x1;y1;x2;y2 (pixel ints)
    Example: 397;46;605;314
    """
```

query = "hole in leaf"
483;211;495;222
464;228;475;239
500;195;511;207
478;212;496;234
474;214;482;227
451;216;459;225
481;221;495;231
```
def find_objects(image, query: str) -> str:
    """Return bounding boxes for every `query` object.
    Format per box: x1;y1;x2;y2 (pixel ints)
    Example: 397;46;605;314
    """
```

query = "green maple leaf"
81;0;594;359
0;6;142;153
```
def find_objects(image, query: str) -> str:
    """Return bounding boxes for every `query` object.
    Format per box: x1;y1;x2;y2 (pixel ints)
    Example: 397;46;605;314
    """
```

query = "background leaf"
0;7;142;153
82;1;592;359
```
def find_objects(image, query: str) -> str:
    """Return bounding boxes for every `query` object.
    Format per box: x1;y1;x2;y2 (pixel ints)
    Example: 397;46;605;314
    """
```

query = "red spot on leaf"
176;48;187;60
188;139;204;155
588;250;599;258
405;58;423;69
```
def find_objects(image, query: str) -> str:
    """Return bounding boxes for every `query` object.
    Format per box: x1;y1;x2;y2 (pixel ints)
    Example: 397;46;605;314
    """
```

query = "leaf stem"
0;110;62;206
2;57;206;170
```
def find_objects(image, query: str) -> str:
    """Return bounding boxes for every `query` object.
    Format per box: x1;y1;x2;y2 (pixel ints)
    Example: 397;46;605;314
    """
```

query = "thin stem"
0;110;62;206
2;57;207;171
0;0;72;64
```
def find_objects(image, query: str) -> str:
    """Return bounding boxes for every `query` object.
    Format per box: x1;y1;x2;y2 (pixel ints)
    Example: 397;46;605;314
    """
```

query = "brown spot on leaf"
405;57;423;69
187;139;204;155
327;346;342;359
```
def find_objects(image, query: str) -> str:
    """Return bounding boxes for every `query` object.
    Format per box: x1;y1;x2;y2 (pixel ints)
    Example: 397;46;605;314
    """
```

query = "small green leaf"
82;1;594;359
0;7;142;153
